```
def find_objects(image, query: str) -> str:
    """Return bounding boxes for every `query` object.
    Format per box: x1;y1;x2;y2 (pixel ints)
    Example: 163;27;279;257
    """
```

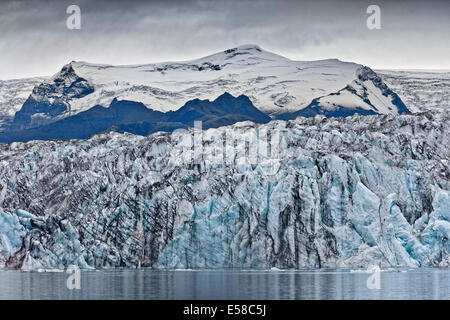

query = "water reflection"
0;269;448;300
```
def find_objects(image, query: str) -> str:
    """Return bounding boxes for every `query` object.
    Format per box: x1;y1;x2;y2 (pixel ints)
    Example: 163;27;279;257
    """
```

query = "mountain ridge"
0;92;271;143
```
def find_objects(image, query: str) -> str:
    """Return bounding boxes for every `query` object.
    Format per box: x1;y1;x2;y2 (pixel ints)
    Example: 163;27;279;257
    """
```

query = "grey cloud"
0;0;449;79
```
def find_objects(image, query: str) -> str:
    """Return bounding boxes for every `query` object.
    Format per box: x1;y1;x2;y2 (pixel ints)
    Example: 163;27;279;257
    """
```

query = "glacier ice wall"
0;111;448;269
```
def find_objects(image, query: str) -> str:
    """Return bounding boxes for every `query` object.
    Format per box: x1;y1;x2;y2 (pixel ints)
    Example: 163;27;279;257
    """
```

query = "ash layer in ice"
0;110;448;270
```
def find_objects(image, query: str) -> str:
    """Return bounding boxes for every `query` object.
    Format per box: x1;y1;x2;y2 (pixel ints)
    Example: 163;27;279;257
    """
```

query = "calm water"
0;268;448;300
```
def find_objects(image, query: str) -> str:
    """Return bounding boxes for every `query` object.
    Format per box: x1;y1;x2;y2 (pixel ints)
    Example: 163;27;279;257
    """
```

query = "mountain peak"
10;45;408;118
224;44;262;53
214;91;235;100
59;63;75;77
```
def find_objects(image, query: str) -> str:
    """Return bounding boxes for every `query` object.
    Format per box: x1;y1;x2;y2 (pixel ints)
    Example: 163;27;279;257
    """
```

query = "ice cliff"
0;110;448;269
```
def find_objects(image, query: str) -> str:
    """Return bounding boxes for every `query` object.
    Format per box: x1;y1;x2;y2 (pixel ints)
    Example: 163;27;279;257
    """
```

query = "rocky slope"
0;77;47;131
12;64;94;130
0;110;448;270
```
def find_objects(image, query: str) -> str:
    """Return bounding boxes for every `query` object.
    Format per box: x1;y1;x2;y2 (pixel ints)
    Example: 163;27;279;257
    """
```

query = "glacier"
377;70;450;113
0;110;448;270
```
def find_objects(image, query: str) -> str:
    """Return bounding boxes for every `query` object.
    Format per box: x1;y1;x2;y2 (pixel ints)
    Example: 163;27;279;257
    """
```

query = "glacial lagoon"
0;268;448;300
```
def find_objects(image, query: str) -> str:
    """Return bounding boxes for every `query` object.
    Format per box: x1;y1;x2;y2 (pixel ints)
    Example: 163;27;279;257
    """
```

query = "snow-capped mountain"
12;64;94;130
0;110;448;270
7;45;410;133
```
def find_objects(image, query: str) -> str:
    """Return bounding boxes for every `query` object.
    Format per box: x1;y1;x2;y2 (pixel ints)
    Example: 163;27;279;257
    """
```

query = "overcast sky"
0;0;449;80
